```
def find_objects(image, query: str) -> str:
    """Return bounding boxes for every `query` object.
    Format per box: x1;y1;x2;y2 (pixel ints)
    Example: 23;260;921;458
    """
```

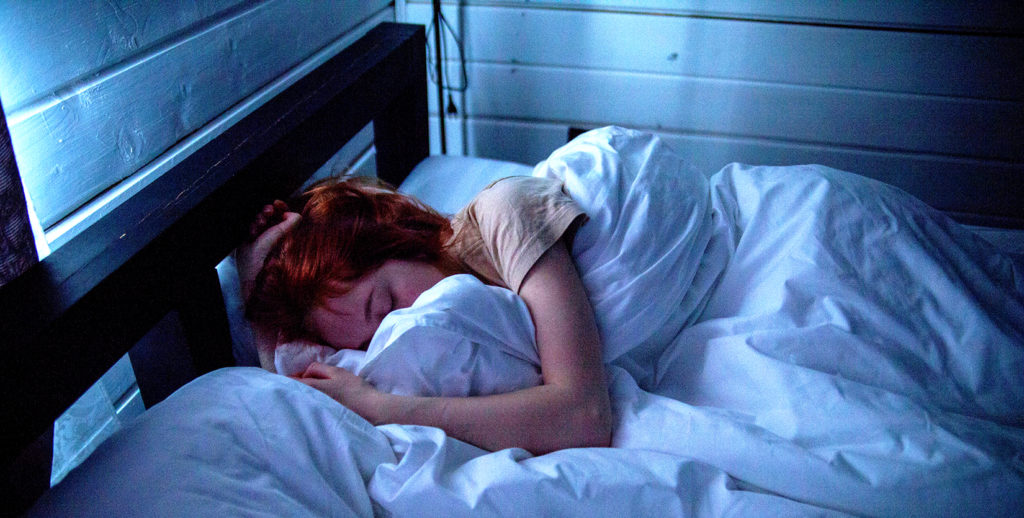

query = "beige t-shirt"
447;176;587;293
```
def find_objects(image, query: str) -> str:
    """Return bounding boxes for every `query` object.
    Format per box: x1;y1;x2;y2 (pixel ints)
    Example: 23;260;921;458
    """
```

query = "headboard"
0;22;427;511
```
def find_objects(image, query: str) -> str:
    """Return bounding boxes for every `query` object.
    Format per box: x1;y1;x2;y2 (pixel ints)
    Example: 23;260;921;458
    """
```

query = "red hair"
246;176;458;341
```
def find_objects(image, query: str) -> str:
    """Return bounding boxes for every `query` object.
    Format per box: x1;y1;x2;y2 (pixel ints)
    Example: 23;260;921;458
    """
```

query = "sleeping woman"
238;126;1024;467
238;175;612;455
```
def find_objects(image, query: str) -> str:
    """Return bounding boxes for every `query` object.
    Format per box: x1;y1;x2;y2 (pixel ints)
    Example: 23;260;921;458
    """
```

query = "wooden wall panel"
464;118;1022;217
2;0;392;229
440;63;1022;160
0;1;251;112
409;4;1024;100
45;9;395;249
404;1;1024;223
419;1;1024;34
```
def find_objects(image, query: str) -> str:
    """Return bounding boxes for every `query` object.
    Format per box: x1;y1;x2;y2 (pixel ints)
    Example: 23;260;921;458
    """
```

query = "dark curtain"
0;96;37;286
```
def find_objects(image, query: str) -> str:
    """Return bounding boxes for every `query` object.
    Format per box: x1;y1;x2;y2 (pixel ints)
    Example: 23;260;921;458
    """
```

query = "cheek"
311;312;372;350
392;289;416;310
393;277;437;309
394;288;426;310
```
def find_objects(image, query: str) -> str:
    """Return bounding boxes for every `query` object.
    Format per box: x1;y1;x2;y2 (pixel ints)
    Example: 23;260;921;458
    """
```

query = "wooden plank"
128;312;199;409
6;0;391;227
436;63;1024;162
463;117;563;164
1;426;52;516
0;21;427;476
0;0;250;111
43;8;395;249
176;267;235;377
427;115;469;157
462;117;1024;225
406;0;1024;34
407;4;1024;101
405;1;1023;224
375;48;430;186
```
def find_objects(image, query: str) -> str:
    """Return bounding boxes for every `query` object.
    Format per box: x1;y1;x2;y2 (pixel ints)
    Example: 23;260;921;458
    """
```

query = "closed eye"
367;284;392;327
364;286;374;325
375;287;392;323
383;288;393;317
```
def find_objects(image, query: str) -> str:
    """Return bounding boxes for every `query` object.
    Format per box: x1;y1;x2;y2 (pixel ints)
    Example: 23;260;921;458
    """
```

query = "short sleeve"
448;176;587;292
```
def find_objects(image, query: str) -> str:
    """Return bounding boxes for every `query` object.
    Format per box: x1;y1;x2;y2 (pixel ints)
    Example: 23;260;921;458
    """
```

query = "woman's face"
307;260;446;350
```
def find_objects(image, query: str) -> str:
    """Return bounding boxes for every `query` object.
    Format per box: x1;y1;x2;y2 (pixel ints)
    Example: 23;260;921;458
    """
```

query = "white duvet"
34;128;1024;517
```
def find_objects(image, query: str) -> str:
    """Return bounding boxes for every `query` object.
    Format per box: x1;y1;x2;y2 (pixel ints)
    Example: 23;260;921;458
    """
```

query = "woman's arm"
235;201;301;372
298;239;612;454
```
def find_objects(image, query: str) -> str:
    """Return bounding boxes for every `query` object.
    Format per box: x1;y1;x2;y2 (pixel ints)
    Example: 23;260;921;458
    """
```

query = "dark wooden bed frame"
0;22;426;513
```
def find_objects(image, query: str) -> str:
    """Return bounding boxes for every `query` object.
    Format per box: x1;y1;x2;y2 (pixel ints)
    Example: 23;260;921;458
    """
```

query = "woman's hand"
296;362;385;422
236;200;301;301
236;200;301;372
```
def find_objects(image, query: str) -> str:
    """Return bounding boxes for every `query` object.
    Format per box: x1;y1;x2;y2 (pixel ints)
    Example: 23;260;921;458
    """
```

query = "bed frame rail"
0;22;427;511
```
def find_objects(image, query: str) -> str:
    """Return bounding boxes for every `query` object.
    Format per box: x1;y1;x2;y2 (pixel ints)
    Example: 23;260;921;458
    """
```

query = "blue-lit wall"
4;2;1021;240
0;1;394;248
401;0;1024;220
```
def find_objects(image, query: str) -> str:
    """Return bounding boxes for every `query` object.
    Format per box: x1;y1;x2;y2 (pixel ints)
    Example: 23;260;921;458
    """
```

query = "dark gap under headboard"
0;22;427;511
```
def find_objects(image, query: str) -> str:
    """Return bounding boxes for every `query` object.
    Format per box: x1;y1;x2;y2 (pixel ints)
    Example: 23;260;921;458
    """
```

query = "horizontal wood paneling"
45;9;395;249
409;4;1024;100
4;0;392;228
0;1;252;112
405;2;1023;224
432;63;1022;161
410;0;1024;34
462;117;1024;221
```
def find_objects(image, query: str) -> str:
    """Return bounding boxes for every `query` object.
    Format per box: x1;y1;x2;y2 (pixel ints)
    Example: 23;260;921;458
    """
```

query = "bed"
3;22;1023;517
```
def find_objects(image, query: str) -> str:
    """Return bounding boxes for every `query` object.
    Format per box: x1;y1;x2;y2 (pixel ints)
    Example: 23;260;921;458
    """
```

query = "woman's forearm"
383;240;613;454
298;240;613;453
373;382;611;455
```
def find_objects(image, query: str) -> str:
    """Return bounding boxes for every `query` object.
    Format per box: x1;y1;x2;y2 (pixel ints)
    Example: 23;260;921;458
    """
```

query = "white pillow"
398;155;532;215
276;274;541;397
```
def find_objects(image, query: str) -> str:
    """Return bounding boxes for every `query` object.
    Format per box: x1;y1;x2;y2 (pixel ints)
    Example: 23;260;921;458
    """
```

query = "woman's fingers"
248;200;291;241
293;362;385;423
300;361;345;380
237;205;300;299
258;212;301;246
247;211;300;265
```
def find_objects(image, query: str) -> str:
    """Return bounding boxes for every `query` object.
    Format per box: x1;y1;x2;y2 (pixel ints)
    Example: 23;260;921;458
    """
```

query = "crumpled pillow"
276;274;541;397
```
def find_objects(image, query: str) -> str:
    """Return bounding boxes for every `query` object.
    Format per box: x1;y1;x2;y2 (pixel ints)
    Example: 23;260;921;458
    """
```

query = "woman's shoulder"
468;176;572;214
448;175;586;292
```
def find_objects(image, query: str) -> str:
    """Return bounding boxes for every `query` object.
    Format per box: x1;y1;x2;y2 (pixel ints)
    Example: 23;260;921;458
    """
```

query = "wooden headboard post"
374;42;429;187
0;22;427;511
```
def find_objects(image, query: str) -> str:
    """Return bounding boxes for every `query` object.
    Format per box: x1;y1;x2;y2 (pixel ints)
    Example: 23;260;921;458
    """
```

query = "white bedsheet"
34;128;1024;517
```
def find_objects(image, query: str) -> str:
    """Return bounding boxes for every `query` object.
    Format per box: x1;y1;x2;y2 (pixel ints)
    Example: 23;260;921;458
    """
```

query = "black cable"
430;0;446;154
427;2;470;147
